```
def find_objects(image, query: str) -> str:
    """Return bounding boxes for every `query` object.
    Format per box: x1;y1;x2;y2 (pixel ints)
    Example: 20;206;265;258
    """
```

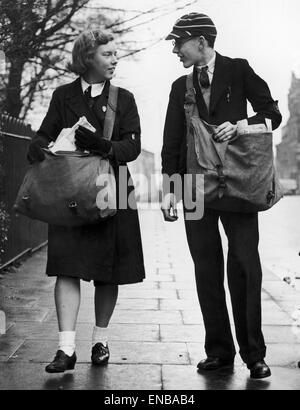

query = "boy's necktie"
199;66;210;89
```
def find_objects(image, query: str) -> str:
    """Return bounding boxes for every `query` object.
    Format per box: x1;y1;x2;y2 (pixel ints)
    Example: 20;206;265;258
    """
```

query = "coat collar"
80;77;106;98
65;78;110;130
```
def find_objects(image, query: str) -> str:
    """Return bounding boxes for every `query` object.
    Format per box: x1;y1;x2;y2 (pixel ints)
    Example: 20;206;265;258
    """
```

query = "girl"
27;29;145;373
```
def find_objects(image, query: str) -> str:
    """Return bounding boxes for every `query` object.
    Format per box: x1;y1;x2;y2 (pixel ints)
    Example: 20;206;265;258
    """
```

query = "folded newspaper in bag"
48;116;95;153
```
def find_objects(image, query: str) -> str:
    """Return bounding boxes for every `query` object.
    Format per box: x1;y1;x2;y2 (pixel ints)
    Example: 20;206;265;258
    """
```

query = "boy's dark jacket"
161;52;282;178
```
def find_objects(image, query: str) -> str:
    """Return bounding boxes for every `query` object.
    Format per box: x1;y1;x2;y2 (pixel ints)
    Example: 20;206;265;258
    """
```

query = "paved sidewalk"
0;206;300;390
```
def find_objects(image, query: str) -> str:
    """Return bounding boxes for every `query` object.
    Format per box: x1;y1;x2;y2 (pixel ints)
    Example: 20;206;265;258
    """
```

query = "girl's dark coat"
35;78;145;284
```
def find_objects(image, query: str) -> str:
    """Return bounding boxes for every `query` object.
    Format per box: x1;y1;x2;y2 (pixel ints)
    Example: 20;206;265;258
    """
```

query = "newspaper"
48;116;96;153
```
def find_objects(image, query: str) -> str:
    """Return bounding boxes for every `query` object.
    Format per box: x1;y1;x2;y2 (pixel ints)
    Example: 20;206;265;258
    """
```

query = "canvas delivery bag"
13;85;119;226
184;73;283;213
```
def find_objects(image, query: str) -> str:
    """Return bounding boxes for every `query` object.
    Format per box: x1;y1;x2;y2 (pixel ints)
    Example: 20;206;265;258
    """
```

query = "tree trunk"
4;58;25;118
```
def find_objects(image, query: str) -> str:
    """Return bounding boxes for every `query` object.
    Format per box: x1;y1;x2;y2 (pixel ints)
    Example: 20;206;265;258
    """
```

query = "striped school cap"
166;12;217;40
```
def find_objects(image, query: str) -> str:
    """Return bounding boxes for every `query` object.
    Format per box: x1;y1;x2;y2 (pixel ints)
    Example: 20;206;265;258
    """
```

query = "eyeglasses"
172;37;193;48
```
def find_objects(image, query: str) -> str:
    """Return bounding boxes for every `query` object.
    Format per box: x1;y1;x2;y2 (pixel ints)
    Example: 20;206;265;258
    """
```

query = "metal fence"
0;114;48;269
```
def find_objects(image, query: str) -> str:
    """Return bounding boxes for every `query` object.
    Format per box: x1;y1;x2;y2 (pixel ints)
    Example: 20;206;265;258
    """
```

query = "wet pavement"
0;197;300;390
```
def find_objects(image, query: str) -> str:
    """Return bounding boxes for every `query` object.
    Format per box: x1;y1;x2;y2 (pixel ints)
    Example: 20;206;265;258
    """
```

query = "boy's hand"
213;122;237;142
161;193;178;222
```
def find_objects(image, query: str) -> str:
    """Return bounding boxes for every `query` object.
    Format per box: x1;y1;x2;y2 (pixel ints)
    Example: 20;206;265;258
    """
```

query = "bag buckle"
69;202;78;213
216;165;227;198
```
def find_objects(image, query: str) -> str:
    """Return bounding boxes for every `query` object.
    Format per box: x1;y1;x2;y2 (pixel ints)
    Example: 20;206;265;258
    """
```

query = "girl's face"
89;41;118;82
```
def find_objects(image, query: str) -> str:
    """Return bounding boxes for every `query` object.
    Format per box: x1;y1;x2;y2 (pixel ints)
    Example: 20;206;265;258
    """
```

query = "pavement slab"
162;365;300;390
44;308;183;325
9;340;190;365
160;325;206;343
0;363;162;390
118;289;178;300
5;307;50;323
5;322;160;342
185;341;300;368
0;334;25;362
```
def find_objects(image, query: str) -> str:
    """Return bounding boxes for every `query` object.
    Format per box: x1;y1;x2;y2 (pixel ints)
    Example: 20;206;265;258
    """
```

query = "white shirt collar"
81;77;106;98
197;52;216;73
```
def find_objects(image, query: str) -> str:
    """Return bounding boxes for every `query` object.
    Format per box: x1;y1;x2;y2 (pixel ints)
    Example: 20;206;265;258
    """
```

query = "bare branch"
83;5;142;13
40;0;89;40
106;0;198;30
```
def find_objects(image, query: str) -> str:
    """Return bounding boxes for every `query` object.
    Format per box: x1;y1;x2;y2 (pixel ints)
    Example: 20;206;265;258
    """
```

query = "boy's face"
172;37;204;68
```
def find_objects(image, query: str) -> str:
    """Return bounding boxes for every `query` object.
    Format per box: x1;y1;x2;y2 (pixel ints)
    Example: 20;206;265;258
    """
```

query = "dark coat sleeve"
161;79;185;177
243;60;282;130
34;89;63;144
161;78;186;196
111;91;141;164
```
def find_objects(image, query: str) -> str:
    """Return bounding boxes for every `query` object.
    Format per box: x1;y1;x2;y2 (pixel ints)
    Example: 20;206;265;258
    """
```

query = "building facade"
276;73;300;193
128;148;158;202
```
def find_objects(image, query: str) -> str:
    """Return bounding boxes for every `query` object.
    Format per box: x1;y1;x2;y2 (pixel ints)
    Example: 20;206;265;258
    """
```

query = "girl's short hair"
68;29;114;76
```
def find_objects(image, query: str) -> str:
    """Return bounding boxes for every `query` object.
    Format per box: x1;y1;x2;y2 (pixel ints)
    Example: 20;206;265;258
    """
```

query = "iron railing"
0;114;47;269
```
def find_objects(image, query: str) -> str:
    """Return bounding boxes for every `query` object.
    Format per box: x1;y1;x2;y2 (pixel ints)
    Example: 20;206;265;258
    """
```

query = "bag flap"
191;117;228;169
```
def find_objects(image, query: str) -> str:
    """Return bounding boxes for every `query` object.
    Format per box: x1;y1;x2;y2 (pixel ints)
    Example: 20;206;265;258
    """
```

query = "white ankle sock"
92;326;109;347
58;331;76;356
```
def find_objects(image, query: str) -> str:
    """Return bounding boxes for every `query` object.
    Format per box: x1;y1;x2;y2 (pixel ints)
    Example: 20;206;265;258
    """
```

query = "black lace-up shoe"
91;343;110;365
197;357;234;371
249;360;271;379
45;350;77;373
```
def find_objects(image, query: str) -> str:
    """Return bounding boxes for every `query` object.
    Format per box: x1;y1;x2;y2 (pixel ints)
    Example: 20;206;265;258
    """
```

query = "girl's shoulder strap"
103;84;119;141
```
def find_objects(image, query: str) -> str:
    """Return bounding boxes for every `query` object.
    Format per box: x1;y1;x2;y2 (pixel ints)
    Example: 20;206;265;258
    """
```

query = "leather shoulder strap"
103;84;119;141
186;73;194;94
185;72;198;124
